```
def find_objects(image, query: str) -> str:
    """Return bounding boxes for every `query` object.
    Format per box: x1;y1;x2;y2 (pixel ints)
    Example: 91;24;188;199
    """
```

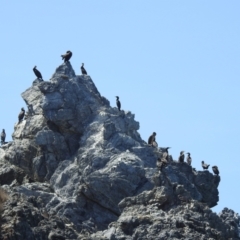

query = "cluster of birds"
1;51;88;145
32;51;87;81
1;107;26;145
147;132;220;176
35;50;121;113
1;50;221;179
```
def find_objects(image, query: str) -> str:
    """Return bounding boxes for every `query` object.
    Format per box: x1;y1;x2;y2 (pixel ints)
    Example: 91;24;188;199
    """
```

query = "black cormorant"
18;108;25;123
81;63;87;75
161;147;171;161
116;96;121;111
162;147;171;154
1;129;6;145
201;161;210;170
156;156;168;171
33;66;43;80
148;132;157;146
61;51;72;62
186;152;192;165
178;151;185;163
212;166;219;175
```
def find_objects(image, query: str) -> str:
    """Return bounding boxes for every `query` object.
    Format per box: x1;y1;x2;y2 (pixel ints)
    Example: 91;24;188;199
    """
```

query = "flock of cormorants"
147;131;220;176
1;50;220;177
32;51;87;81
0;51;83;146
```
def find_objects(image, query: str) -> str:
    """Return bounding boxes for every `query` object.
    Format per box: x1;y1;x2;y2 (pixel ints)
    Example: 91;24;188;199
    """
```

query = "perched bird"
156;156;168;171
162;147;171;154
148;132;157;147
116;96;121;111
33;66;43;80
186;152;192;166
201;161;210;170
162;152;169;164
178;151;185;163
61;50;72;62
18;108;25;123
81;63;87;75
1;129;6;145
212;166;219;175
156;158;163;171
161;147;171;161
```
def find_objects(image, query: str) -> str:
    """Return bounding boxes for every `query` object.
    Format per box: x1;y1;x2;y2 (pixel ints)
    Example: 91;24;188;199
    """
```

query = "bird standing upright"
162;147;171;154
148;132;157;147
161;147;171;161
81;63;87;75
1;129;6;145
212;166;219;175
33;66;43;80
186;152;192;165
18;108;25;124
116;96;121;111
178;151;185;163
201;161;210;170
61;51;72;62
156;154;168;171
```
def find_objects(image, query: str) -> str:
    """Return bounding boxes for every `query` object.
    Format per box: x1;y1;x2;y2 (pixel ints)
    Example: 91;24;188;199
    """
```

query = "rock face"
0;62;239;239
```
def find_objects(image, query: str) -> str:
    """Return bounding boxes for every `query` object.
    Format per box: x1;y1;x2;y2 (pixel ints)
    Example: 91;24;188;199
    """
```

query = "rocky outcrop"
0;62;238;239
0;191;78;240
93;196;239;240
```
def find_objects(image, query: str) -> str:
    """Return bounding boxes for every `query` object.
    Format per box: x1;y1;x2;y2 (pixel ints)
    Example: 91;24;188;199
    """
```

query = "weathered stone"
0;62;238;239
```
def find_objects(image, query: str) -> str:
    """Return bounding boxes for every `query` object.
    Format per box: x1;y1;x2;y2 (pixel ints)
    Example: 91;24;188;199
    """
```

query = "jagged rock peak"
51;61;76;79
0;63;238;239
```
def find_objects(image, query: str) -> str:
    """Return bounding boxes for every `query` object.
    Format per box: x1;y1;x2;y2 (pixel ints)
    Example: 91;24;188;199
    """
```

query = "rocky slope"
0;62;239;239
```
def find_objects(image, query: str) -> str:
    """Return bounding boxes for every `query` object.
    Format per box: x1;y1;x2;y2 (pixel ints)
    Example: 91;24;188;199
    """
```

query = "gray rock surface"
93;195;239;240
0;62;238;239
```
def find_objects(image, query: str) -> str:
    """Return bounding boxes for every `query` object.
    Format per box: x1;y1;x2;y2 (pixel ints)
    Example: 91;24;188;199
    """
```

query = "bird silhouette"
33;66;43;80
202;161;210;170
116;96;121;111
178;151;185;163
186;152;192;165
61;50;72;62
81;63;87;75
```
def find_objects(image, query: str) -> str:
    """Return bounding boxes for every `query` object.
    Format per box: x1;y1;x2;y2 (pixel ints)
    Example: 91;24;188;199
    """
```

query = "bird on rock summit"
61;51;72;62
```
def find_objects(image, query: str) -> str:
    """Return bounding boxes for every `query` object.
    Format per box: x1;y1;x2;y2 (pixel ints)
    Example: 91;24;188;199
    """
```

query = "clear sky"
1;1;240;214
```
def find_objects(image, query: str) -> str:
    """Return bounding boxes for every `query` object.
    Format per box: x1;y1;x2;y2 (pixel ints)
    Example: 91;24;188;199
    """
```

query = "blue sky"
1;1;240;213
